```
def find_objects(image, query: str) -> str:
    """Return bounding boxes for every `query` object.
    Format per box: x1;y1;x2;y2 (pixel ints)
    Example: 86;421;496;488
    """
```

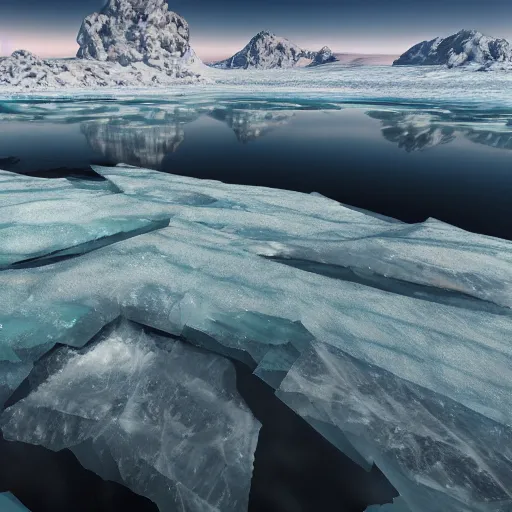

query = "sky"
2;0;512;61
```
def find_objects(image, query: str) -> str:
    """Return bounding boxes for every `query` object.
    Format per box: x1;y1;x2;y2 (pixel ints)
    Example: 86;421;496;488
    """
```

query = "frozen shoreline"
2;63;512;108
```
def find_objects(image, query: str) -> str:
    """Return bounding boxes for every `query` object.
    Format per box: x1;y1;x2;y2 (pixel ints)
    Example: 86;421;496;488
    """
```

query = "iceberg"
1;165;511;512
1;320;260;512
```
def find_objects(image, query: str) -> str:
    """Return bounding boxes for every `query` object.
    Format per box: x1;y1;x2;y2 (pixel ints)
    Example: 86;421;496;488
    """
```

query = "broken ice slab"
0;190;172;268
2;218;512;428
1;320;260;512
260;218;512;310
93;164;402;235
0;493;30;512
1;165;512;512
93;165;512;310
277;342;512;512
366;497;411;512
0;169;112;208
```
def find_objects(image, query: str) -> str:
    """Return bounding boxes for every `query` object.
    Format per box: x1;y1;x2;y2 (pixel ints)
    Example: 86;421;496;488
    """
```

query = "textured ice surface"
1;165;511;512
0;493;30;512
2;321;260;512
0;175;172;268
0;170;112;207
93;165;512;310
277;343;512;512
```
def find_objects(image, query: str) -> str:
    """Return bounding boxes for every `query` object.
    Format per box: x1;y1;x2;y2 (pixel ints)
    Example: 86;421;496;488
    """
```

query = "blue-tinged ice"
277;342;512;512
1;165;511;512
1;321;260;512
0;493;30;512
93;165;512;310
0;170;112;207
0;173;173;267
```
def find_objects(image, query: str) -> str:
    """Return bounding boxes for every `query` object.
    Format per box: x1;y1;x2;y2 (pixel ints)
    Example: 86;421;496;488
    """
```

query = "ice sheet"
1;165;511;512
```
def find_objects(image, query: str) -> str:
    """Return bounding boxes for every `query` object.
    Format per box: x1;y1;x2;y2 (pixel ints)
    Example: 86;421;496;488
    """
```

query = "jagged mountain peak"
308;46;338;66
210;31;318;69
254;30;275;38
394;28;512;68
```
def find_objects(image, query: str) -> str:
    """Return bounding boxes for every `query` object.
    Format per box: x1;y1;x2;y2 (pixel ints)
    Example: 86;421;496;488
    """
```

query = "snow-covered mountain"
77;0;190;67
0;0;206;89
308;46;338;67
394;29;512;69
210;31;317;69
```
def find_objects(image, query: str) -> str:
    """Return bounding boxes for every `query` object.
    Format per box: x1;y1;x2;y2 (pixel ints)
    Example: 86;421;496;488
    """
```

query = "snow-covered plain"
3;62;512;108
0;165;511;512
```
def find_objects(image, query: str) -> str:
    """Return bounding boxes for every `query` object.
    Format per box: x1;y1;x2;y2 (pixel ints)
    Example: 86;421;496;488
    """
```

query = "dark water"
1;97;511;511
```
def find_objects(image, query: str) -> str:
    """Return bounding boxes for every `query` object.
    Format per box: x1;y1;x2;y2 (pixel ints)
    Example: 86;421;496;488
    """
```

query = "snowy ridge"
394;29;512;69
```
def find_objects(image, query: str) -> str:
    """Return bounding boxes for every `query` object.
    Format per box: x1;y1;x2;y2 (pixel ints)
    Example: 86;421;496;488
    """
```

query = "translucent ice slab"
2;321;260;512
277;342;512;512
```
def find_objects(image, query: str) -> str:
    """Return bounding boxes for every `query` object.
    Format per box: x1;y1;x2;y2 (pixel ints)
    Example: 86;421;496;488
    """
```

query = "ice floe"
1;165;511;512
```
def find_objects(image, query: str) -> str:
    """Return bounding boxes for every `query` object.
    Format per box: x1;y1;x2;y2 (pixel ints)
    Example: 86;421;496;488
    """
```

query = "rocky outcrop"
308;46;338;66
76;0;190;69
0;50;60;87
393;29;512;68
210;31;315;69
